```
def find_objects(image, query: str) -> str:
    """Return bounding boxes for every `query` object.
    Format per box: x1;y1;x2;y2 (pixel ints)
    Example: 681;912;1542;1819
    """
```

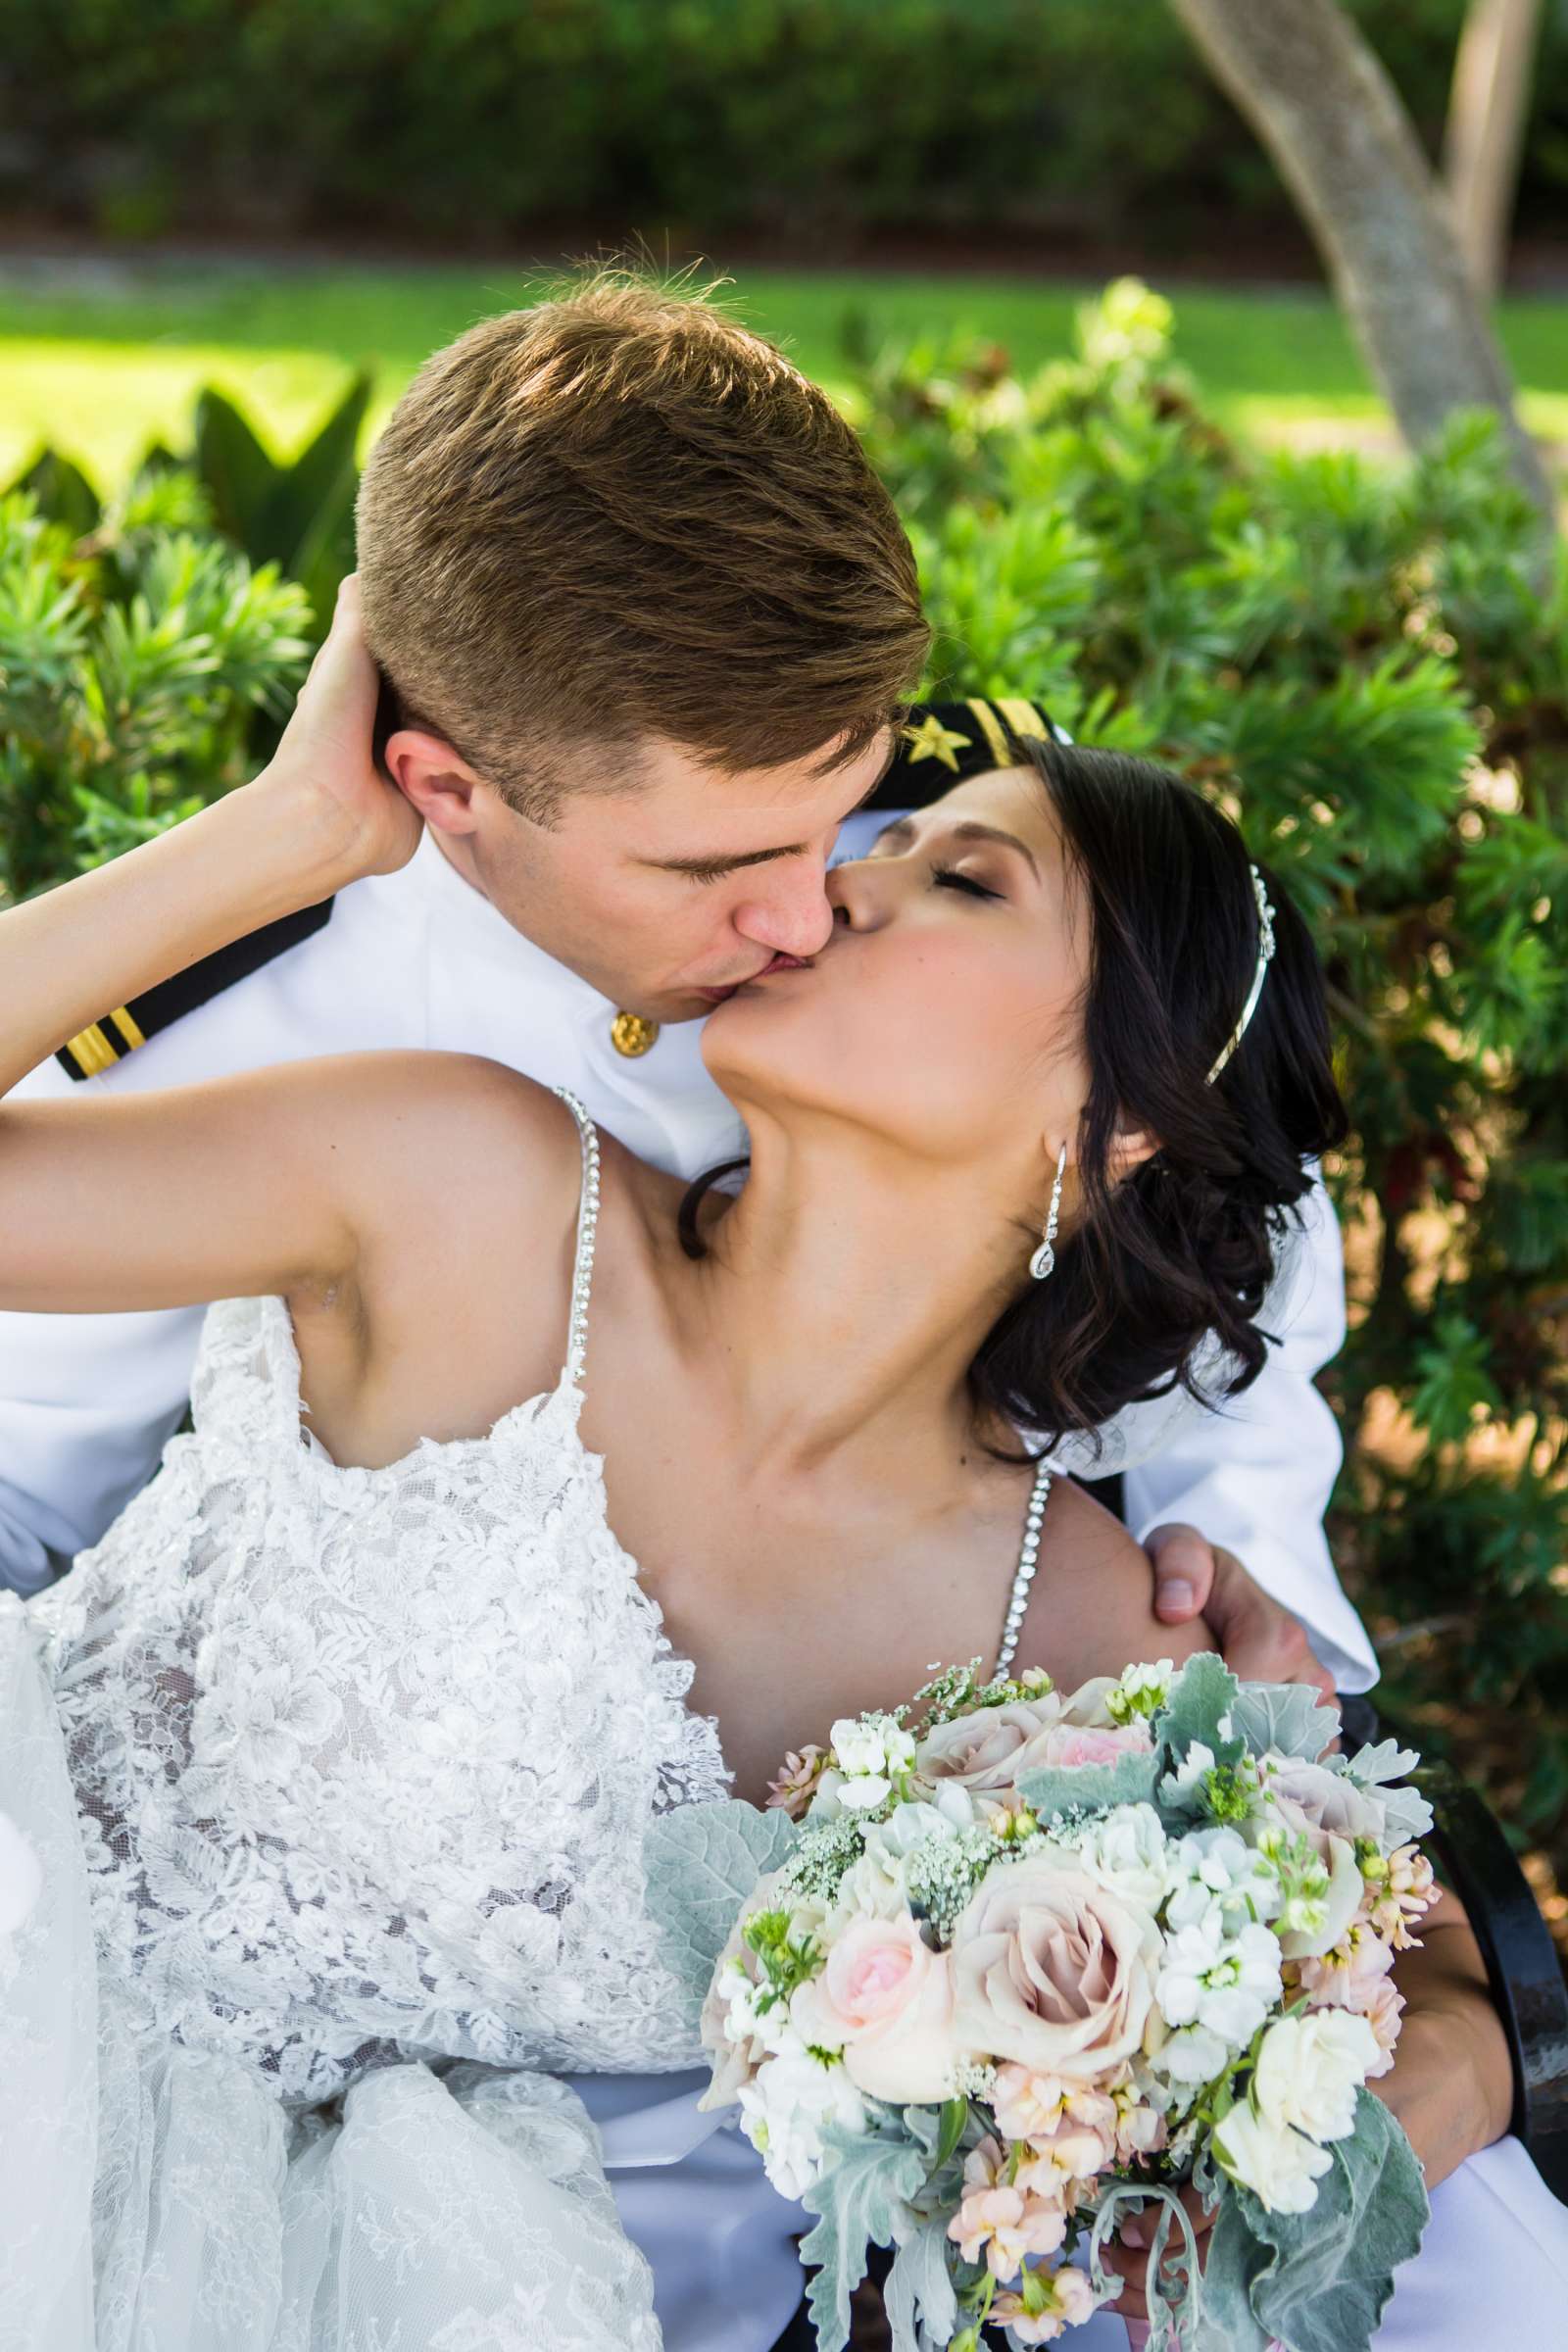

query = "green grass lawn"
2;253;1565;488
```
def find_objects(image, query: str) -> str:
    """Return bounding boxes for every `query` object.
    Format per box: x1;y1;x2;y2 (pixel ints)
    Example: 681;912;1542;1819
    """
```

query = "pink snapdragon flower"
948;2136;1068;2280
988;2265;1097;2342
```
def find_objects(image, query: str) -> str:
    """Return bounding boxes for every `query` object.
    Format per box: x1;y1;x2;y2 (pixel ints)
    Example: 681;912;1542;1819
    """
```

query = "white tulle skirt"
0;1609;662;2352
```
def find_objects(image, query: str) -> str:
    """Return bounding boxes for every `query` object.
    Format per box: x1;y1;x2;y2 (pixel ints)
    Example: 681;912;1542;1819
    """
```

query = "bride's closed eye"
931;865;1004;902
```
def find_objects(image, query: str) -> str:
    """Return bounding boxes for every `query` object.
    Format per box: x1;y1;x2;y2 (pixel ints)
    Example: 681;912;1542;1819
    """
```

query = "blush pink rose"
950;1860;1161;2082
1032;1722;1153;1771
794;1916;961;2103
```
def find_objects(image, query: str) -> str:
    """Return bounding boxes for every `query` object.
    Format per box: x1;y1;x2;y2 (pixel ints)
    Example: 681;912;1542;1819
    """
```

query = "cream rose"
949;1860;1162;2082
914;1698;1067;1815
794;1915;961;2103
1259;1756;1387;1858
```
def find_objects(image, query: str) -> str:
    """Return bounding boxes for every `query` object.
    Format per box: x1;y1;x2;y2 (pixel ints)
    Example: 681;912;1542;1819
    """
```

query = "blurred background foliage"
5;281;1565;1876
2;0;1566;249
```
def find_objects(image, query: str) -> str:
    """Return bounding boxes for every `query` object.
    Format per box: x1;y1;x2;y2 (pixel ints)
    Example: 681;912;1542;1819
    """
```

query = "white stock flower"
1159;1740;1216;1809
1106;1660;1175;1724
831;1714;915;1781
736;2034;869;2201
837;1775;895;1814
1165;1827;1282;1936
1253;2010;1380;2144
1212;2102;1334;2215
1156;1918;1282;2049
1077;1804;1173;1914
1152;2022;1233;2087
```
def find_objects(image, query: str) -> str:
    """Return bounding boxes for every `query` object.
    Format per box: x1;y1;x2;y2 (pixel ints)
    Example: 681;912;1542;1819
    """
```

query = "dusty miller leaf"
1017;1749;1163;1821
802;2116;936;2352
1229;1681;1342;1761
883;2214;958;2350
642;1799;799;2009
1202;2091;1428;2352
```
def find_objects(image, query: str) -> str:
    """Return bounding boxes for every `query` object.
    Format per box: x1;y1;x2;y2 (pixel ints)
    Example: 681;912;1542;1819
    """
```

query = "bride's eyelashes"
931;865;1004;902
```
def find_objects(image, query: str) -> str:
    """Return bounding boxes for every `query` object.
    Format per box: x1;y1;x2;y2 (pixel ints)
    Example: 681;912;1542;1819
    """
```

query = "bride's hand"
1099;2180;1215;2331
258;574;424;884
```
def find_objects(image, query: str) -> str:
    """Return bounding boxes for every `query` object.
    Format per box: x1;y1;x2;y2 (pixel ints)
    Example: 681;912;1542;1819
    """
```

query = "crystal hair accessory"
1205;862;1278;1085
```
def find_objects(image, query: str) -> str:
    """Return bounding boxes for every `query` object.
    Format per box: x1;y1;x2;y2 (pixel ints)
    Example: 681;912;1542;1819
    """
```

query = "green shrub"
858;282;1568;1846
0;466;313;905
3;281;1565;1872
3;0;1564;245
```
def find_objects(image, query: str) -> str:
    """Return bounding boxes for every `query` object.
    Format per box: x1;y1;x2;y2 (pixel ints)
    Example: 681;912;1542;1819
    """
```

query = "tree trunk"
1169;0;1555;528
1444;0;1543;299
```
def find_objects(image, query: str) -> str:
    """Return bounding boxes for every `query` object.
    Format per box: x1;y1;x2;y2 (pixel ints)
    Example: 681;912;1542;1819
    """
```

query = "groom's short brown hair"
356;270;928;821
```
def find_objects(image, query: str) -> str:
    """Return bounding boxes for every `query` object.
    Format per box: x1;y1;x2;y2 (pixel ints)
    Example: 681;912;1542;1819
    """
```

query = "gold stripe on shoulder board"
63;1021;121;1077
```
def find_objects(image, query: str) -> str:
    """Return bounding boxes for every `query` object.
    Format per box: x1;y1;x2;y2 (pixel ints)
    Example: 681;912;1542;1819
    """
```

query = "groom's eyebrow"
646;744;901;876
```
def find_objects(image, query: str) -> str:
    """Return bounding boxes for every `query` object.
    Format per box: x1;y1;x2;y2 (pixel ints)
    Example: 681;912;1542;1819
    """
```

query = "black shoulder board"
56;897;335;1082
870;696;1068;809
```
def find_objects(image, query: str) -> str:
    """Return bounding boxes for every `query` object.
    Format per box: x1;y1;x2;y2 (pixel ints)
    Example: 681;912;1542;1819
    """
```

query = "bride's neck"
671;1112;1029;1482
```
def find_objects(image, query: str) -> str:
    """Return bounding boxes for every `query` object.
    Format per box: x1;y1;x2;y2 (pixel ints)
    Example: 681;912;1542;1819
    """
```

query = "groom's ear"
381;727;487;836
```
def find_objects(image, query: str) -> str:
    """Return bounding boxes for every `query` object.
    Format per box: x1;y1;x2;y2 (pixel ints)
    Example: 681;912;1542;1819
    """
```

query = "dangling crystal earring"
1030;1145;1068;1281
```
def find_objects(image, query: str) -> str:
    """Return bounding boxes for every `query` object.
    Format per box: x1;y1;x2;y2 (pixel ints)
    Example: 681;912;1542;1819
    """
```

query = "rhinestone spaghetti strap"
554;1088;602;1390
994;1457;1054;1679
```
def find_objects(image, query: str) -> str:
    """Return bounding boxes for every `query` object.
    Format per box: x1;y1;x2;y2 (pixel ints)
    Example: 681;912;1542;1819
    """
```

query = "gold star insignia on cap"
900;713;973;772
611;1010;660;1057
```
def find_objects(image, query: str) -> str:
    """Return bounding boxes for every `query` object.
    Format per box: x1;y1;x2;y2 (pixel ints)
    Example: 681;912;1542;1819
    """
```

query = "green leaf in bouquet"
1159;1652;1246;1770
641;1798;798;2009
1345;1740;1435;1845
1016;1749;1163;1822
883;2213;958;2350
1201;2090;1428;2352
802;2114;937;2352
1228;1683;1341;1762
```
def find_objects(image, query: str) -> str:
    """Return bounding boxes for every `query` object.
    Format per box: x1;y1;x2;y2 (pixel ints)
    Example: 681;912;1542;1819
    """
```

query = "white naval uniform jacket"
0;813;1373;1691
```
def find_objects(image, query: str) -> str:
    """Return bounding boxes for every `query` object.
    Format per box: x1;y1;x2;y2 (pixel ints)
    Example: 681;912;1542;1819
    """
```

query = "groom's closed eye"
646;756;902;882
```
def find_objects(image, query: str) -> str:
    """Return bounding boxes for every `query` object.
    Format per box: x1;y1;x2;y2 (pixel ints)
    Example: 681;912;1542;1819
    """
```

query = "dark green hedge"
3;0;1565;246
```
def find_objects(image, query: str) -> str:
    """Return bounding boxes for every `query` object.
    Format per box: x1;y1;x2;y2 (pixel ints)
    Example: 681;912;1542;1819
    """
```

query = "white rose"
1254;2011;1380;2144
1078;1804;1173;1914
1213;2102;1334;2215
860;1801;960;1885
828;1850;908;1924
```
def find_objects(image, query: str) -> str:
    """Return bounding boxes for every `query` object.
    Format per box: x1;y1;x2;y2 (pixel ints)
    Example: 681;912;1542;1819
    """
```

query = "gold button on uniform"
611;1010;660;1058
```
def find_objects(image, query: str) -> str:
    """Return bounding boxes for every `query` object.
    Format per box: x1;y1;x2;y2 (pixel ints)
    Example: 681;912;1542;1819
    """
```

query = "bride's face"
702;765;1093;1169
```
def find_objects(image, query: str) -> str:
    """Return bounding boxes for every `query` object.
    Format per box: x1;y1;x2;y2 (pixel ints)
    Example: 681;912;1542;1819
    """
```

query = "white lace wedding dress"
0;1096;736;2352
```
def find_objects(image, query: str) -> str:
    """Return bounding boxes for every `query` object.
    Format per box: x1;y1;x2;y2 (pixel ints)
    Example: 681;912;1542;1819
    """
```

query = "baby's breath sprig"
910;1658;1054;1736
776;1813;863;1906
904;1823;1012;1941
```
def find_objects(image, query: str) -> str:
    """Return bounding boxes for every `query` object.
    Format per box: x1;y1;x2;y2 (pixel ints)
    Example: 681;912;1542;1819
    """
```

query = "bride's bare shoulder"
1014;1473;1211;1688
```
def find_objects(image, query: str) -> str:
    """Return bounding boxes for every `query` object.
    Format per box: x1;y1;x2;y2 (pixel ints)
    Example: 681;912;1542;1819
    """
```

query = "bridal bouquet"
650;1653;1438;2352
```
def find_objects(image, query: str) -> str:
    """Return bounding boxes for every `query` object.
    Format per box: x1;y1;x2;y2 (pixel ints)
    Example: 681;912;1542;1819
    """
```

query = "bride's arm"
0;582;542;1315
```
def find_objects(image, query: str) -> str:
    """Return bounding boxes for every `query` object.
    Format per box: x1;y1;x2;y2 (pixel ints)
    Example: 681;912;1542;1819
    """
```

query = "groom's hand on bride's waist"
1145;1523;1336;1702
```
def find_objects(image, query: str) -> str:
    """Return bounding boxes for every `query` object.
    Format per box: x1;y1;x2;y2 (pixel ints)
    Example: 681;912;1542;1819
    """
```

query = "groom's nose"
729;863;837;960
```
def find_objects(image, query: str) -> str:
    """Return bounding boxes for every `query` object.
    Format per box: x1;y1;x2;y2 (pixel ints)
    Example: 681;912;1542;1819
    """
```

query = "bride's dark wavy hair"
681;736;1348;1451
